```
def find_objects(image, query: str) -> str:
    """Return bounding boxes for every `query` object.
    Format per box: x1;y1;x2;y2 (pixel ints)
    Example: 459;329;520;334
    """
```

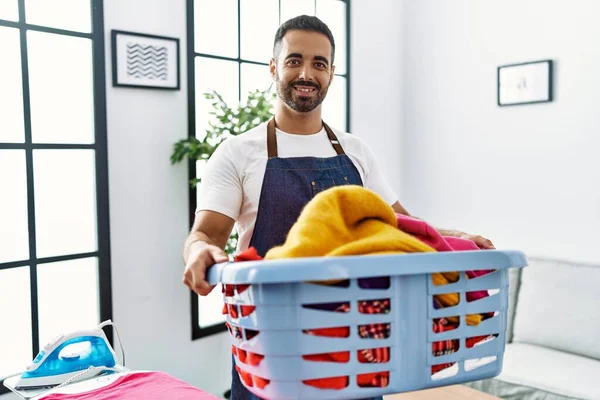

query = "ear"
269;58;277;81
330;64;336;81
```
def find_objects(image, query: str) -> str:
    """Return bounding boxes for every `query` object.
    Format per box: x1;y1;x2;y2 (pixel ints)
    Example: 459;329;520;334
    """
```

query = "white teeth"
295;87;315;93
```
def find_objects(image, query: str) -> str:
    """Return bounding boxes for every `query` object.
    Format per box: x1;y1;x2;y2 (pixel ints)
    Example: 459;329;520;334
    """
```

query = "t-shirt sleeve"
358;138;398;206
195;140;243;221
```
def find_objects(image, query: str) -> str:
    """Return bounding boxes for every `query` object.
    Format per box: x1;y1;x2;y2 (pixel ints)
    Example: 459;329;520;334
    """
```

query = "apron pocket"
311;176;350;196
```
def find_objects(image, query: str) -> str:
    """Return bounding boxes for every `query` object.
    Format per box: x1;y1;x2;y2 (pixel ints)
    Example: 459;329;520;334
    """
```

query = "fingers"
473;236;495;249
210;247;230;264
182;245;229;296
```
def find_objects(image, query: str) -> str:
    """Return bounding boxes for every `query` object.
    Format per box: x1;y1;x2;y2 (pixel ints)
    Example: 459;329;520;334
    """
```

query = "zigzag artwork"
126;42;168;80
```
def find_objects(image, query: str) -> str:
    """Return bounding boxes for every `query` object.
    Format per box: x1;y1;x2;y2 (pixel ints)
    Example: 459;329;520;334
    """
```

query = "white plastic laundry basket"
207;250;528;400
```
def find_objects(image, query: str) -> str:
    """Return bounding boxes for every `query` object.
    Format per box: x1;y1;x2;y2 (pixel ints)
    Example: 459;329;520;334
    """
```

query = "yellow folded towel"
265;185;433;258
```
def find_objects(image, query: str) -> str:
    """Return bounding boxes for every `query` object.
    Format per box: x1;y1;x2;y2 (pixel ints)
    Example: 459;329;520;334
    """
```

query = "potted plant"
171;87;276;255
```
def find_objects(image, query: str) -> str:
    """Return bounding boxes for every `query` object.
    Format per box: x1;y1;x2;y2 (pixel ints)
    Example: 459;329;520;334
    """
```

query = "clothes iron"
11;320;123;391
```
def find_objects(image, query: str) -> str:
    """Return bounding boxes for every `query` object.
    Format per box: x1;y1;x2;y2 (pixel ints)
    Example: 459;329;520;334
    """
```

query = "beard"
275;75;329;113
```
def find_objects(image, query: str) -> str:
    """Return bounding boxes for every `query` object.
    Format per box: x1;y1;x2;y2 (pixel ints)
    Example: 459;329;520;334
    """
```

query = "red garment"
40;371;219;400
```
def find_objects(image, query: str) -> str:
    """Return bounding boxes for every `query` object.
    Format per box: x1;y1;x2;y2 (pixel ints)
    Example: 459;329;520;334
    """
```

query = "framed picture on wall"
497;60;553;106
111;30;180;90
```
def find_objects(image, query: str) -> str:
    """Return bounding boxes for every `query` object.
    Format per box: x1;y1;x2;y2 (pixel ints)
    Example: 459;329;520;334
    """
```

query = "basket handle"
206;261;229;286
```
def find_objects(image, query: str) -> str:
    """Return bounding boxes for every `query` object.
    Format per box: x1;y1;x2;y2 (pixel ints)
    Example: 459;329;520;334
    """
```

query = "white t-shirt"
196;121;397;251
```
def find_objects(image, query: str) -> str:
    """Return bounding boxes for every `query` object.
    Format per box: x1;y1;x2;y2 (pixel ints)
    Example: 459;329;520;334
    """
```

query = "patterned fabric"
334;300;391;364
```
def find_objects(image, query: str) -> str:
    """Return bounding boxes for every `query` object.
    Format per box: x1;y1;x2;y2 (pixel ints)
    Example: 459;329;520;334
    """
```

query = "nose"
298;64;315;82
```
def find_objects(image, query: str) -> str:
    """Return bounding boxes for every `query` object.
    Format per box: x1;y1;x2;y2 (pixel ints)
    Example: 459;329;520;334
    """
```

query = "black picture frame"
497;59;553;106
111;30;180;90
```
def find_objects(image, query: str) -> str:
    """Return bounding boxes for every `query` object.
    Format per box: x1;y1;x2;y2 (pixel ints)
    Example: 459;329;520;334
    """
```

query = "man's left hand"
440;229;496;249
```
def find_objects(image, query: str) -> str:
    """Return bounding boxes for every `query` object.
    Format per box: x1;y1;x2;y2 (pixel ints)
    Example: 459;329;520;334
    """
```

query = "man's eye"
288;60;300;65
315;62;326;68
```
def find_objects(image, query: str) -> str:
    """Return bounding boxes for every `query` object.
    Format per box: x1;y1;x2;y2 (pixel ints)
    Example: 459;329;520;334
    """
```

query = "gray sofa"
466;256;600;400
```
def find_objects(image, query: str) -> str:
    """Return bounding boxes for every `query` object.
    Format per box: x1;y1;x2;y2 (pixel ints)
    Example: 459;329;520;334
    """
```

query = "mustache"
289;80;320;90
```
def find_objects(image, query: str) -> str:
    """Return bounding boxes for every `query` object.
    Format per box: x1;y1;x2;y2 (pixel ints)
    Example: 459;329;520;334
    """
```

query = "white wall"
402;0;600;264
102;0;230;396
350;0;404;198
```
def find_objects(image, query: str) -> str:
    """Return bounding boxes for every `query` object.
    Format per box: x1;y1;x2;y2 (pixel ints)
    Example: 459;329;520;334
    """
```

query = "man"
183;15;494;400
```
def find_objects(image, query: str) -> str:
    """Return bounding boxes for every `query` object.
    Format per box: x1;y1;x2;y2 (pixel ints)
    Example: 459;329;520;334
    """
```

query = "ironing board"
4;370;220;400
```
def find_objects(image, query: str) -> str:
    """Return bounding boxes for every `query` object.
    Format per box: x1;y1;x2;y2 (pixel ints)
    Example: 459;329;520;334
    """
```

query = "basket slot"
303;376;349;390
240;305;256;316
356;371;390;388
466;287;499;303
357;347;391;364
432;292;461;310
303;351;350;363
431;363;458;380
303;326;350;338
308;279;350;287
429;272;465;294
464;271;503;291
466;333;499;349
245;329;259;340
432;339;459;357
465;293;502;314
357;298;391;314
302;302;350;312
466;269;497;279
464;335;503;359
466;312;502;333
465;356;498;372
358;323;391;339
358;276;390;289
431;271;461;285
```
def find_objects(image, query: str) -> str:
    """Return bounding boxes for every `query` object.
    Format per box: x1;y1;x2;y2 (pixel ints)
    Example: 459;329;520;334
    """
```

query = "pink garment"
395;214;493;301
41;372;220;400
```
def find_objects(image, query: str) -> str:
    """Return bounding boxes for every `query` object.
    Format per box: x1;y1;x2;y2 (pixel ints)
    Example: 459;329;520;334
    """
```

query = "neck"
274;101;323;134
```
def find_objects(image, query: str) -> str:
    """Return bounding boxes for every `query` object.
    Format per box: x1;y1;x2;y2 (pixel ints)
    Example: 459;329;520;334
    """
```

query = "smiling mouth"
293;85;317;93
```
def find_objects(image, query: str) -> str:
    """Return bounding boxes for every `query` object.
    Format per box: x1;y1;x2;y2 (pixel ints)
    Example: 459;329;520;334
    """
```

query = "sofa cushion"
496;343;600;399
511;257;600;360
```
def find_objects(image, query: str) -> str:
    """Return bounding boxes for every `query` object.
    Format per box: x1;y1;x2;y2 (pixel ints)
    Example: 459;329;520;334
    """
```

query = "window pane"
0;27;25;143
0;266;32;378
240;62;274;101
280;0;315;23
37;258;99;347
194;0;238;58
322;75;346;131
240;0;279;63
316;0;346;75
198;284;226;327
0;150;29;264
0;0;18;21
195;57;239;139
34;150;97;258
25;0;91;33
28;31;94;144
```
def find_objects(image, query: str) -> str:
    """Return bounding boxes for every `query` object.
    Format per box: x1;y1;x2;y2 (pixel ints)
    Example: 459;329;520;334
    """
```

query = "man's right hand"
182;210;235;296
183;243;229;296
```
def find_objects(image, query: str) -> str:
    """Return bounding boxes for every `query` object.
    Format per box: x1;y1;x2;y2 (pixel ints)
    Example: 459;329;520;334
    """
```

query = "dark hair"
273;15;335;64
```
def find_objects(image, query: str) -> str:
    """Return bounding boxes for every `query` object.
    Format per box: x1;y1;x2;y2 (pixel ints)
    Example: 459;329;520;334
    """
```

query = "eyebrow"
285;53;329;66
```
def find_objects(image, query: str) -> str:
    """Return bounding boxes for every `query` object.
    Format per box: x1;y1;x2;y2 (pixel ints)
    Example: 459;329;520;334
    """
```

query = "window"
0;0;111;391
187;0;351;338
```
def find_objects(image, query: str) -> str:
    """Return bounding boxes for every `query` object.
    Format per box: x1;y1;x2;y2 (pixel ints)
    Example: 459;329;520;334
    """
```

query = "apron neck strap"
267;117;346;158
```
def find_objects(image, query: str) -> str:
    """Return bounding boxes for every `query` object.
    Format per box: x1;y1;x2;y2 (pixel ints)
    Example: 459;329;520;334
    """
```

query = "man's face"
270;30;335;113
